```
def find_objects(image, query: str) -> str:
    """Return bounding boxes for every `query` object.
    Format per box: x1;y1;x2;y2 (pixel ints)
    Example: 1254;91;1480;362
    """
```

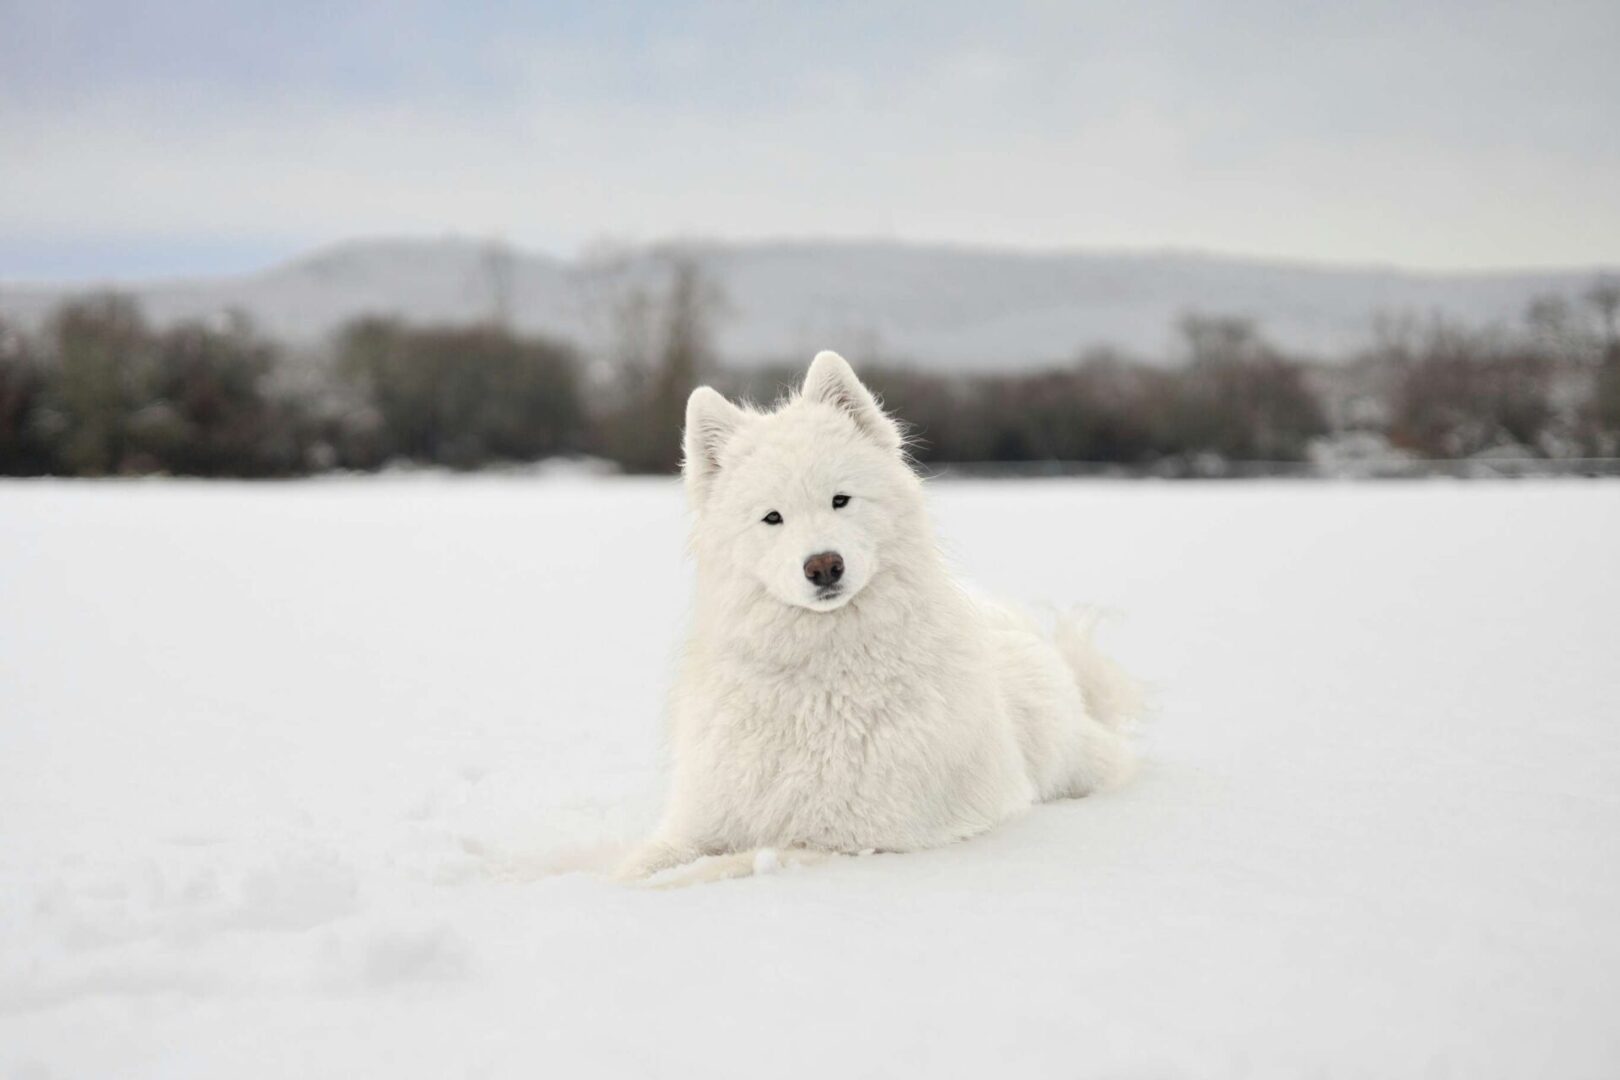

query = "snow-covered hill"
3;239;1612;367
2;477;1617;1077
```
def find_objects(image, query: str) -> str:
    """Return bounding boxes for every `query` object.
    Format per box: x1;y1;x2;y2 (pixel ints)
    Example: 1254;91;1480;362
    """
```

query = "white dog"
619;352;1139;883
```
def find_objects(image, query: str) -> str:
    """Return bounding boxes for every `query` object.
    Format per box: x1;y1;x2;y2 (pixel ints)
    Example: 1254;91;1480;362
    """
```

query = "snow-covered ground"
2;477;1617;1078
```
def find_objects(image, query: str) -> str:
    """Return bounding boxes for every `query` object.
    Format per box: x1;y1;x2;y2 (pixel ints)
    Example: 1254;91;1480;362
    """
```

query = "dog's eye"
832;494;850;509
763;510;783;525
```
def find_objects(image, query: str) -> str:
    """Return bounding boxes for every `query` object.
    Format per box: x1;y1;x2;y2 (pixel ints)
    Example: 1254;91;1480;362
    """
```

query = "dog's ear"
802;351;902;453
683;386;745;506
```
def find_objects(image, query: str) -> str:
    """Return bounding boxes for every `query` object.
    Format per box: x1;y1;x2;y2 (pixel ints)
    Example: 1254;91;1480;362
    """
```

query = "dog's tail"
1054;609;1143;732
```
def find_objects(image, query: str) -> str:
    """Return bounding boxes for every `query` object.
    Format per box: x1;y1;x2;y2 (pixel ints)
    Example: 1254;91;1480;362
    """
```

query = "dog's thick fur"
619;352;1138;882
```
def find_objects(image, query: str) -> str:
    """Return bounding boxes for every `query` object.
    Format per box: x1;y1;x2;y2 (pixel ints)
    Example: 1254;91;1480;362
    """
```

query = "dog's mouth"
807;584;848;609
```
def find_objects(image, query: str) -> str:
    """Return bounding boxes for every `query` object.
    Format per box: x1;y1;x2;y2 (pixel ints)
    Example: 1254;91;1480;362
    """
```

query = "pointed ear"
682;386;745;506
801;351;902;452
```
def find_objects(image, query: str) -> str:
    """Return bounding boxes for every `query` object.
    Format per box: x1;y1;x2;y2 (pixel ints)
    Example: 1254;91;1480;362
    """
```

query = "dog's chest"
726;662;908;758
700;657;948;845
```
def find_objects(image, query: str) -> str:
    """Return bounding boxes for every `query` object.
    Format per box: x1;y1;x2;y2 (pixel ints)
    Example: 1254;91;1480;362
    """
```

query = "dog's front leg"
613;837;706;882
639;846;839;889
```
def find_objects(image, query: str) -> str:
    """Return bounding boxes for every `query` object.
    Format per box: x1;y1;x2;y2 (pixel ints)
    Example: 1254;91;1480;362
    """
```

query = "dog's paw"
612;840;690;884
652;847;834;889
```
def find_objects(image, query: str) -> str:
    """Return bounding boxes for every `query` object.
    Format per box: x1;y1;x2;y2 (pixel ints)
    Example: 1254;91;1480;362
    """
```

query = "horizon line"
4;231;1619;291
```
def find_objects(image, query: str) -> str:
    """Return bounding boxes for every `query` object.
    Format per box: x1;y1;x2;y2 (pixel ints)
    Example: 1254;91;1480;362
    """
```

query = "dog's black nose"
803;551;845;588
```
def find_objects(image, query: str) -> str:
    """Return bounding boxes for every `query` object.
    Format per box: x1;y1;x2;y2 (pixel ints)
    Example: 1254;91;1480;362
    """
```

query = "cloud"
3;0;1619;275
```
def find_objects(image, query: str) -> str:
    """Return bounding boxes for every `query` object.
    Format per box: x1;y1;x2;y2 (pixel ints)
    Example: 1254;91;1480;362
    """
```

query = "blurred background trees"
3;272;1619;478
335;319;583;469
0;313;51;475
590;255;724;473
47;295;149;475
2;296;306;477
1170;314;1327;462
135;312;303;476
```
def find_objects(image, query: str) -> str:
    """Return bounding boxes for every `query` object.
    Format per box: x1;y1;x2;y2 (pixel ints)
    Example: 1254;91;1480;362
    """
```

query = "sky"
3;0;1618;281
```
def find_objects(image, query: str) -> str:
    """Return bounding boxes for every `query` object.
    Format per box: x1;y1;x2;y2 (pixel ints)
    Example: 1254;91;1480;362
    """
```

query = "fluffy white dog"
619;352;1139;883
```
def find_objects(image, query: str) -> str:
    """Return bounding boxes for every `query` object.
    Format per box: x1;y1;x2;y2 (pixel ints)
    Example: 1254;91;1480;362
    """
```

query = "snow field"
1;477;1617;1077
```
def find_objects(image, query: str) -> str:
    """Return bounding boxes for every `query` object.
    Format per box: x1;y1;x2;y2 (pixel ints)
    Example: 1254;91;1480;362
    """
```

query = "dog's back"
975;598;1140;800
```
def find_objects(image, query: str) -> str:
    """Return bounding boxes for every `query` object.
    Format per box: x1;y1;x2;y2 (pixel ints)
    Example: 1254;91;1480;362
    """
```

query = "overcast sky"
3;0;1618;280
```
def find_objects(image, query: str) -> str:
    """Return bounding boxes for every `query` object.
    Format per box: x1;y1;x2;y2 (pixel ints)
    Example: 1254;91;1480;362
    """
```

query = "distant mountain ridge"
2;238;1612;369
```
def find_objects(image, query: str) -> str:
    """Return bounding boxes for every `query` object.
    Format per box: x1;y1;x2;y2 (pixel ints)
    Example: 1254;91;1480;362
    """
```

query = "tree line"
2;265;1618;477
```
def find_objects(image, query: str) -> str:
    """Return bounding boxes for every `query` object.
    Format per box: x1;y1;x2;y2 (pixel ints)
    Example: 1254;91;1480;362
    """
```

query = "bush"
42;294;150;475
0;317;52;475
134;315;306;476
1385;325;1554;458
1583;342;1620;454
3;295;313;477
1170;315;1328;461
336;319;584;468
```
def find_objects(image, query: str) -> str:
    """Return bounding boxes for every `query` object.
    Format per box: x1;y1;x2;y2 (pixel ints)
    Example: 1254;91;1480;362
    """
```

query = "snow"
2;476;1618;1078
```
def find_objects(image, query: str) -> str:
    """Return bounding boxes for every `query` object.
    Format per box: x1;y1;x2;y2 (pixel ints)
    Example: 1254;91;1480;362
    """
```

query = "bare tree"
594;253;725;472
1174;313;1327;461
1585;277;1620;353
480;238;515;331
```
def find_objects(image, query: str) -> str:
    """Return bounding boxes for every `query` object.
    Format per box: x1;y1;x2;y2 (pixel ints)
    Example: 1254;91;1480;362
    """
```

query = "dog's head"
683;352;920;614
